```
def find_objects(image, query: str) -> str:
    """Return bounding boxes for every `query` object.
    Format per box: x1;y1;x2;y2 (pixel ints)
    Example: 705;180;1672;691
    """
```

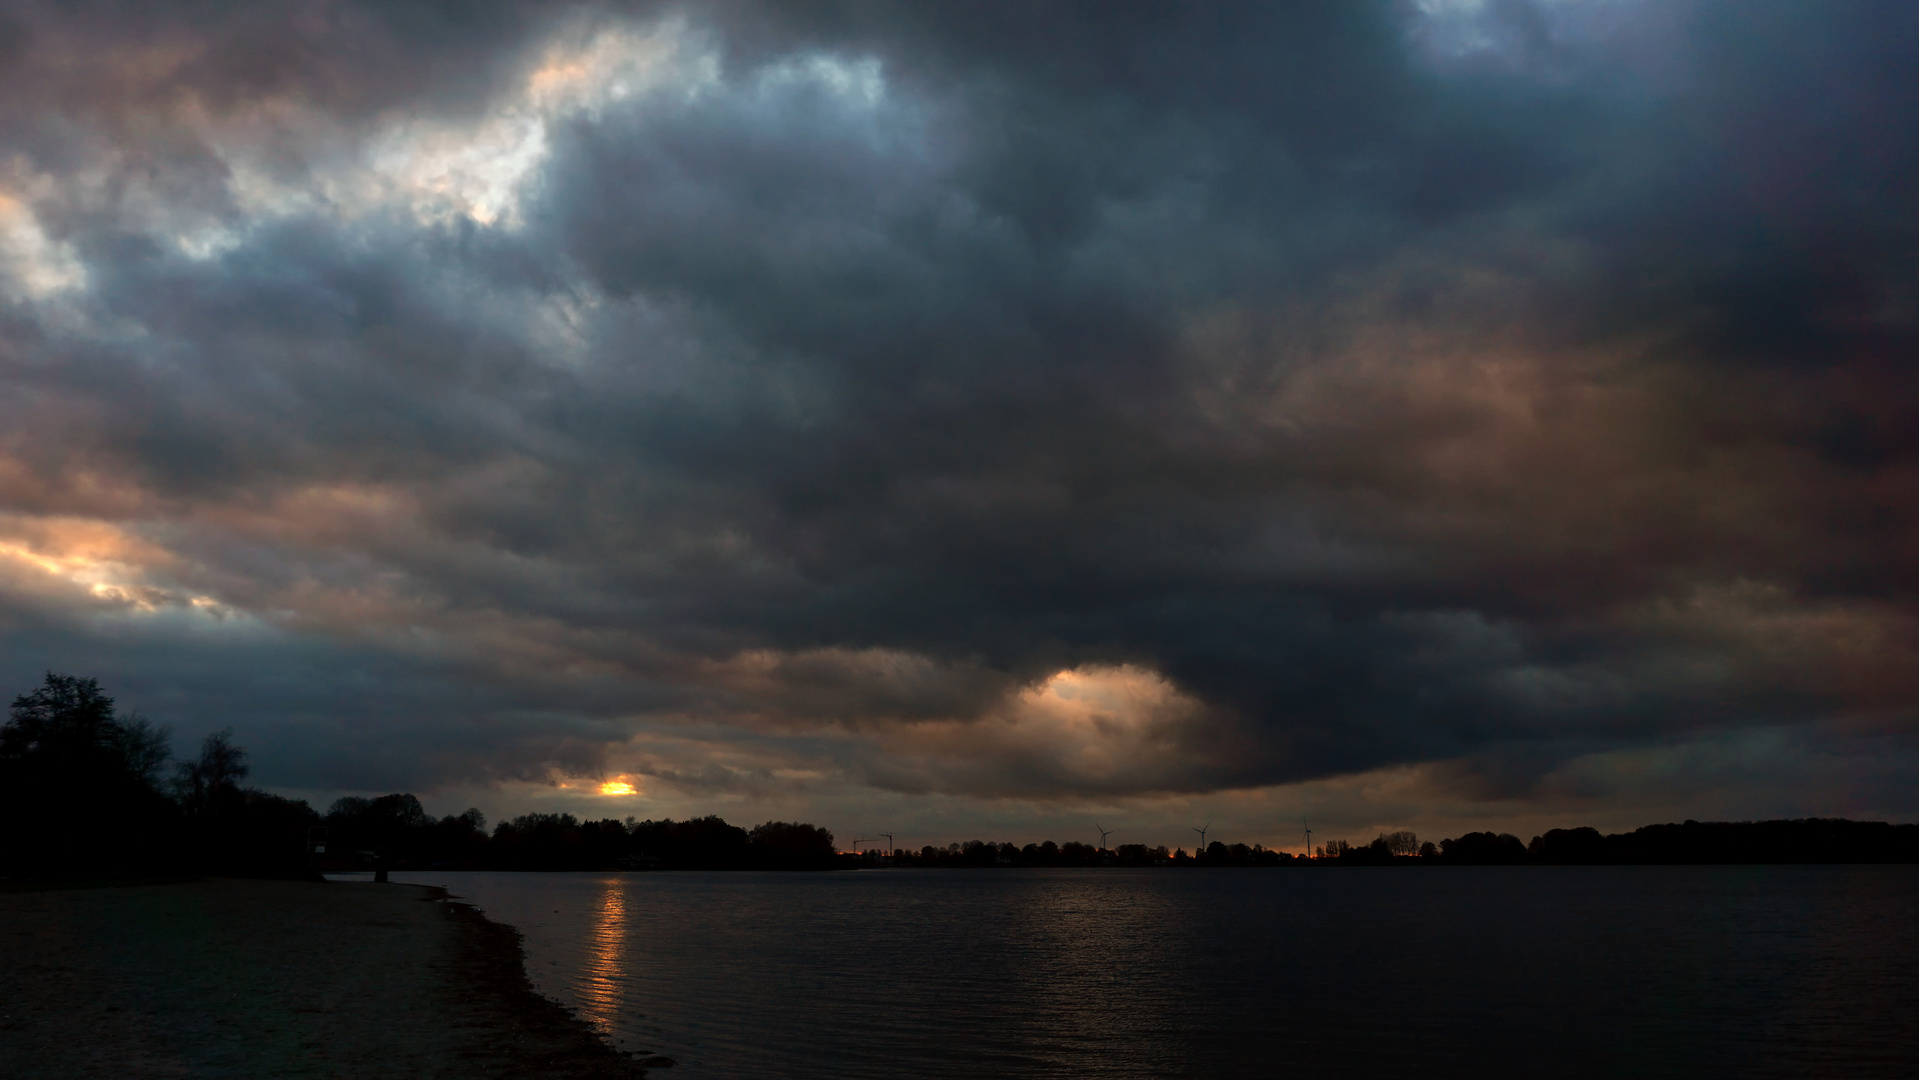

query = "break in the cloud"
0;0;1915;846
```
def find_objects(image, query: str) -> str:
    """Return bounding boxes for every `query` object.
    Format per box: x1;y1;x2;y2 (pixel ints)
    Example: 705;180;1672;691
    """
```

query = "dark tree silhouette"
1528;826;1608;863
1440;832;1528;864
747;821;837;869
173;728;317;877
2;673;162;775
0;672;179;873
177;728;249;815
116;713;173;785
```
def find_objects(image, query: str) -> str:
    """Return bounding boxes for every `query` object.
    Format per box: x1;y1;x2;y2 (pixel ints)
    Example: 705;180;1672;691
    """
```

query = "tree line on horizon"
322;793;838;872
1306;822;1919;864
4;673;1917;878
877;819;1919;868
0;672;840;877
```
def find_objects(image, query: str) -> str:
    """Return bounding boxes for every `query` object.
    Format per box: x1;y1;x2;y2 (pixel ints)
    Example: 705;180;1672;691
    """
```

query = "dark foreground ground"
0;878;659;1078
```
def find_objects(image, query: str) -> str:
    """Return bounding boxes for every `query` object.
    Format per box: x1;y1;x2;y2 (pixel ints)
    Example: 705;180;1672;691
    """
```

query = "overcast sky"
1;0;1915;851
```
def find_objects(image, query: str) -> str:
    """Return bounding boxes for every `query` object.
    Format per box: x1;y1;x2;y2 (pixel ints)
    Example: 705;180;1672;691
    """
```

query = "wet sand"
0;878;658;1078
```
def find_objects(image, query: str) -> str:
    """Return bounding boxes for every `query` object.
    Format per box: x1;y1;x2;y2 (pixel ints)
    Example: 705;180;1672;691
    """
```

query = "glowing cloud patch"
358;19;718;229
0;516;232;617
0;190;87;298
599;779;639;796
842;663;1221;796
1005;666;1203;779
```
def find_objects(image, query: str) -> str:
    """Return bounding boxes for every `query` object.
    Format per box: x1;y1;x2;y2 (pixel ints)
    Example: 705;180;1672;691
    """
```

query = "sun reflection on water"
580;878;628;1032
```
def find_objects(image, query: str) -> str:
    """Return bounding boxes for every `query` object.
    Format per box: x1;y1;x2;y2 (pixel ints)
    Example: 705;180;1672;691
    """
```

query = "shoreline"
428;881;676;1076
0;877;665;1078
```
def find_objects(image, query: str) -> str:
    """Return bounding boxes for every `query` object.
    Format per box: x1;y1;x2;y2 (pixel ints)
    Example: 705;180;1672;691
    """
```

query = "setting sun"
598;780;637;796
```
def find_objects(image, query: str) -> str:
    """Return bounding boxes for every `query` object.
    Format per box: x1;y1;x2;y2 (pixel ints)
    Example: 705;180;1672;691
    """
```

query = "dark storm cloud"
0;0;1914;818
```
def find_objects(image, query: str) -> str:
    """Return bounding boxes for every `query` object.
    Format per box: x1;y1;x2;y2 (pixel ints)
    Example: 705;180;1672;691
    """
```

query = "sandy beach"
0;878;658;1078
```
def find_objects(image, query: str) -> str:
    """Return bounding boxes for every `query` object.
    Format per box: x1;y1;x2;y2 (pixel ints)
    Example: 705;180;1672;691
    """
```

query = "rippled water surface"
395;867;1919;1078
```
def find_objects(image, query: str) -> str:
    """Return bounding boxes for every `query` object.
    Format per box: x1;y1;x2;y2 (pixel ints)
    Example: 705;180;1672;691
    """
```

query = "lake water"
394;866;1919;1078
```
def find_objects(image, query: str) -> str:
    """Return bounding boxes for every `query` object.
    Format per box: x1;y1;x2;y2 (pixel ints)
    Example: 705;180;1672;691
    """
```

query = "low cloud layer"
1;0;1915;841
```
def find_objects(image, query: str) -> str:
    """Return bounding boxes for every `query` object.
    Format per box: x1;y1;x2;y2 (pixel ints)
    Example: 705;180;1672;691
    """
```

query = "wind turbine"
1303;820;1313;858
1096;823;1113;851
1192;822;1210;849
